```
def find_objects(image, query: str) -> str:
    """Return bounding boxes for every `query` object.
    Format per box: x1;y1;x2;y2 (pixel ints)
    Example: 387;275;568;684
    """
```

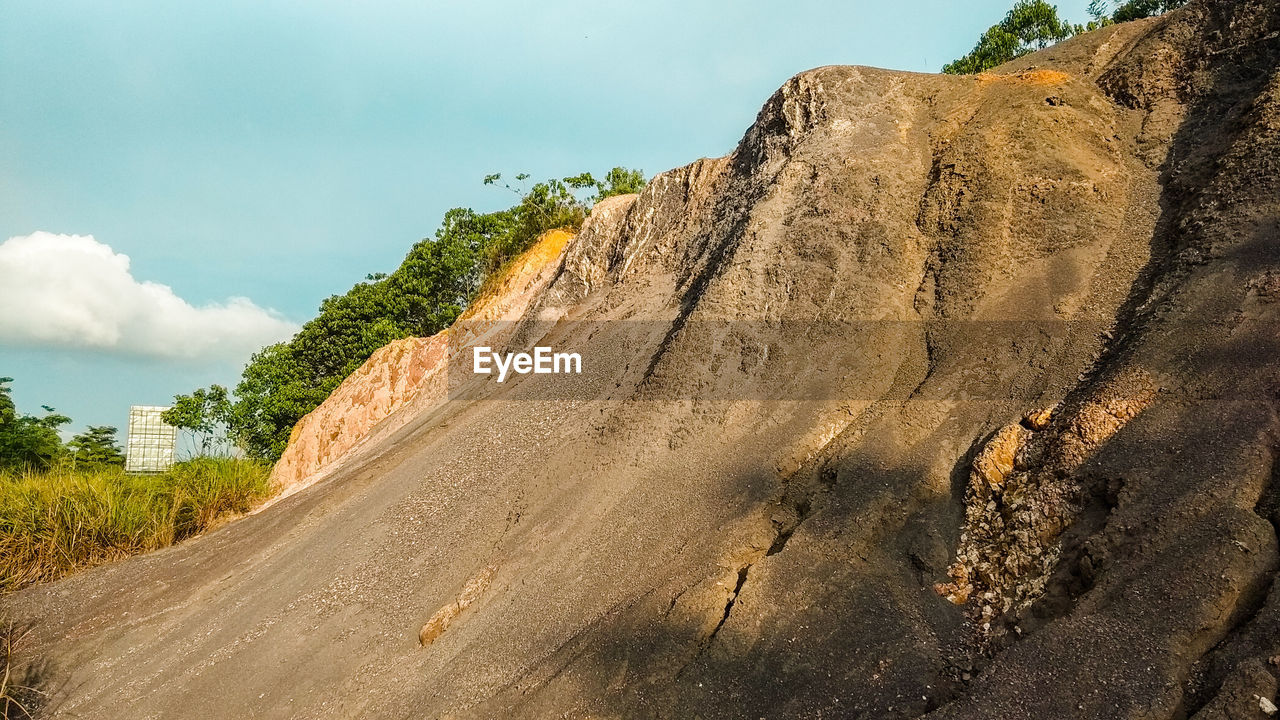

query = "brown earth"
267;228;575;504
5;1;1280;718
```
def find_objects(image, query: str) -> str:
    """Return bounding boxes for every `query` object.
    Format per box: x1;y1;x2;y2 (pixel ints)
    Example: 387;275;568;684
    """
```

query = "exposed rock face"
7;2;1280;719
266;229;577;502
266;334;449;504
936;368;1160;636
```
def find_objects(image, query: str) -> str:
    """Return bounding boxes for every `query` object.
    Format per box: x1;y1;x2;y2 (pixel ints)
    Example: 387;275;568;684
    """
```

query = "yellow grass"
0;458;274;593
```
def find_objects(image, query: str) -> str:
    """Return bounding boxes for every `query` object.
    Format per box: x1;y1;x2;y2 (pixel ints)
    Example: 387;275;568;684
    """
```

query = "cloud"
0;232;299;361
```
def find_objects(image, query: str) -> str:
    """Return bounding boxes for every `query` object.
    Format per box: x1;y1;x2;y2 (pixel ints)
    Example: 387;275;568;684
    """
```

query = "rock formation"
5;1;1280;718
267;228;576;503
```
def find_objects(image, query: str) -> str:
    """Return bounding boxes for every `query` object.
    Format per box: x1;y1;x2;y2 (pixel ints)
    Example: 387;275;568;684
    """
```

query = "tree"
163;385;235;457
944;0;1082;74
0;378;14;428
560;167;647;204
1086;0;1115;29
1111;0;1187;22
948;0;1191;72
0;378;69;471
481;175;586;273
233;343;325;460
481;167;647;273
67;426;125;468
230;218;494;459
393;209;498;327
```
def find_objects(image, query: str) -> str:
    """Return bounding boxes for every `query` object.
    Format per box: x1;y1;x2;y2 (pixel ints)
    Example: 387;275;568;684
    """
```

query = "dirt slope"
267;228;575;504
6;1;1280;718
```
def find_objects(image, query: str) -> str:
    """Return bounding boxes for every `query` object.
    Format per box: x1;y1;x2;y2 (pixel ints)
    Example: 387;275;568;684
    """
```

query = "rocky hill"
5;1;1280;718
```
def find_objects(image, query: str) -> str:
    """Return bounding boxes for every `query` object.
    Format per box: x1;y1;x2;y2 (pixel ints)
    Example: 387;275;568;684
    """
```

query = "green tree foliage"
0;379;10;428
481;175;586;274
233;343;326;460
561;167;648;204
1081;0;1189;23
1086;0;1115;28
1110;0;1188;22
229;168;646;460
947;0;1193;73
66;425;125;469
479;166;646;273
597;167;648;200
0;378;69;471
943;0;1082;74
229;208;502;459
163;385;236;457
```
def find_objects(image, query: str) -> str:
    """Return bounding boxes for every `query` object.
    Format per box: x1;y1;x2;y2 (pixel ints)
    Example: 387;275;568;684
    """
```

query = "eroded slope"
4;2;1280;719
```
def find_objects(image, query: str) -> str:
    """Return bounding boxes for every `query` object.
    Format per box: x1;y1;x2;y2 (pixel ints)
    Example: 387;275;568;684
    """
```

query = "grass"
464;228;575;319
0;458;274;593
1;619;42;720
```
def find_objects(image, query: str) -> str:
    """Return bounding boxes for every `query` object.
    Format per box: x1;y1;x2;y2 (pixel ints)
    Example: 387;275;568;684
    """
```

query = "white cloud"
0;232;299;361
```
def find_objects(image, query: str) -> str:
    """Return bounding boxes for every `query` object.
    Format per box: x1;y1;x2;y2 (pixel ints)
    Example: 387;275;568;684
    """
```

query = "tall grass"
0;458;274;592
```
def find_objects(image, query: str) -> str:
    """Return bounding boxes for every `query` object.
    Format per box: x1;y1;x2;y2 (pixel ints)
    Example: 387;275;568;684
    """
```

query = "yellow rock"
972;424;1030;489
1023;407;1054;431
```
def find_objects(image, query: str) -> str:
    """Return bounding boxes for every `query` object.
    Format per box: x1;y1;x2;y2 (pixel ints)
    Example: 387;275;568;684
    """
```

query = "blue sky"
1;0;1094;436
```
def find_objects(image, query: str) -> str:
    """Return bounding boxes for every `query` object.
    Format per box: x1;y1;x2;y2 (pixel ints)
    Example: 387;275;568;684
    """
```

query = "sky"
0;0;1096;437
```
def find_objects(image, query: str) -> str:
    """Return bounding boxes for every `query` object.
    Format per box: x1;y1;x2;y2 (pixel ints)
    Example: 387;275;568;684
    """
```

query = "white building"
124;405;176;473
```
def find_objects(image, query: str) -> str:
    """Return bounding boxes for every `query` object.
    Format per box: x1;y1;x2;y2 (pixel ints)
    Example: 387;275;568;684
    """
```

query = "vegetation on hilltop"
943;0;1081;75
944;0;1189;74
1107;0;1190;22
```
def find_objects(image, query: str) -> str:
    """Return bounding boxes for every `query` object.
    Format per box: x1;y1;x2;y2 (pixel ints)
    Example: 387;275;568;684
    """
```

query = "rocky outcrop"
935;367;1160;635
265;334;450;505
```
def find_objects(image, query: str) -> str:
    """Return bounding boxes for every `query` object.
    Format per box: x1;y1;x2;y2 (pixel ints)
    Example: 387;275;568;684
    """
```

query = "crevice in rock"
935;365;1159;647
1253;446;1280;531
674;563;755;679
708;565;752;645
1007;472;1122;642
767;466;838;558
677;455;842;679
766;499;809;557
